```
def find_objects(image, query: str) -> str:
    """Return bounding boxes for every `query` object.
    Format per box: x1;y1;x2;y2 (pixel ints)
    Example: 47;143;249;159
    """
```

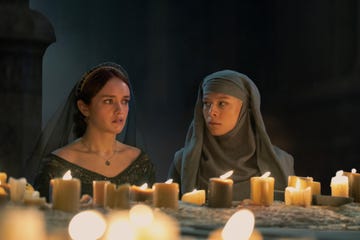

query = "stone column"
0;0;55;177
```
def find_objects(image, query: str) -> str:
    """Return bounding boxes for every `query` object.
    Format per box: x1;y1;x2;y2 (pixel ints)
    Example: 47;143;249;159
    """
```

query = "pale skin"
53;77;140;178
202;92;243;136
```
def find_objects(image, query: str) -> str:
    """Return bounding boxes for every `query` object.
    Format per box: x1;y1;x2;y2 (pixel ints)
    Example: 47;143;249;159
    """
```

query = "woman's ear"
77;100;90;117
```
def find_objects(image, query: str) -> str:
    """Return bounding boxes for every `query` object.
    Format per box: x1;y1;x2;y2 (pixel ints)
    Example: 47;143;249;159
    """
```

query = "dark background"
25;0;360;194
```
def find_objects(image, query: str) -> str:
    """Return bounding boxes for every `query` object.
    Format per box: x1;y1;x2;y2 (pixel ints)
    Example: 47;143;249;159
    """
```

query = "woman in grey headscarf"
168;70;294;200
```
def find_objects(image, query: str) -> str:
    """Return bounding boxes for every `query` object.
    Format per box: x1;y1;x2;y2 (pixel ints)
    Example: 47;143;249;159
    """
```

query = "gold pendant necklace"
81;139;117;166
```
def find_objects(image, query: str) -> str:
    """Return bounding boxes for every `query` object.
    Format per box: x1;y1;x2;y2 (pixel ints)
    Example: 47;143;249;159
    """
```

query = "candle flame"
140;183;148;189
336;170;344;177
165;179;173;184
63;170;72;180
220;170;233;179
222;209;255;240
352;168;357;173
260;171;271;178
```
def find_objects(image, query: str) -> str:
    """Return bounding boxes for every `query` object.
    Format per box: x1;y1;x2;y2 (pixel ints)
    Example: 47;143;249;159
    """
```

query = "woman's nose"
208;105;218;116
114;102;122;113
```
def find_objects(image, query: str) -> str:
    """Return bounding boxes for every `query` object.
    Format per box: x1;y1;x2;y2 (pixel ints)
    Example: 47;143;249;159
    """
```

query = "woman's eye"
104;99;113;104
219;101;227;108
121;99;130;105
203;102;211;108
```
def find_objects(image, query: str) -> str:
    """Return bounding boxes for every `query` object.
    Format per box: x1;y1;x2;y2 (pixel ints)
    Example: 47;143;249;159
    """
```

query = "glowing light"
336;170;344;177
352;168;357;173
295;178;301;189
260;171;271;178
140;183;148;189
106;214;135;240
63;170;72;180
222;209;255;240
165;179;173;184
68;210;106;240
220;170;233;179
129;204;154;227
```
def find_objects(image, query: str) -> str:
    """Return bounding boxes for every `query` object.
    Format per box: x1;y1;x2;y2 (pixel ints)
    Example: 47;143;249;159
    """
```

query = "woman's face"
79;77;130;135
202;92;243;136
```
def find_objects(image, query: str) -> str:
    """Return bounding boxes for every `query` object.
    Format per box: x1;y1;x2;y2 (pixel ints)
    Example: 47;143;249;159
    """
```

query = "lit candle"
92;180;110;207
68;210;107;240
153;179;179;209
8;177;27;203
208;209;261;240
130;183;154;202
0;207;47;240
330;170;349;197
250;171;274;206
105;204;180;240
105;212;136;240
129;204;180;240
104;182;130;209
343;168;360;202
181;189;206;206
285;178;312;207
0;186;8;206
23;190;46;207
288;175;320;195
0;171;7;185
208;170;234;208
311;181;321;195
52;170;81;212
288;176;313;189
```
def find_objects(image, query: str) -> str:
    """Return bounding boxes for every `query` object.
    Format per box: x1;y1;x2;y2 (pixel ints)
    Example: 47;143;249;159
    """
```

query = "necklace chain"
80;139;117;166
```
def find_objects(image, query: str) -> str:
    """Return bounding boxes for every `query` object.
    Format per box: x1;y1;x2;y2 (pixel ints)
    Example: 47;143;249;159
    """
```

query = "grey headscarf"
24;62;145;183
170;70;294;200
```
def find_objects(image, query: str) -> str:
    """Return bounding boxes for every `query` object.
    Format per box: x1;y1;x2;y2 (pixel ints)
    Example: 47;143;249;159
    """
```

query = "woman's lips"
208;122;220;125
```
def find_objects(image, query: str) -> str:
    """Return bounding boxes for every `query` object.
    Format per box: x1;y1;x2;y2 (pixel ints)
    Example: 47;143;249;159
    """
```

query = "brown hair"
73;65;130;137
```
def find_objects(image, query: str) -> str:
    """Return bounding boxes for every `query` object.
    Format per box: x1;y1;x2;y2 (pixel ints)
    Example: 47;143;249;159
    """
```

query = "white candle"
0;186;7;205
181;189;206;206
92;180;110;207
104;182;130;209
285;178;312;207
331;170;349;197
0;171;7;185
153;179;179;209
250;171;274;206
208;170;234;208
343;168;360;202
8;177;27;203
23;190;46;207
52;170;81;212
130;183;154;202
105;204;180;240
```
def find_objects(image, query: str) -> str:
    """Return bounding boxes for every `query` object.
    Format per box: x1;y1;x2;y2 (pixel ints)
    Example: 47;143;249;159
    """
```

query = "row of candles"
1;168;359;212
1;168;359;240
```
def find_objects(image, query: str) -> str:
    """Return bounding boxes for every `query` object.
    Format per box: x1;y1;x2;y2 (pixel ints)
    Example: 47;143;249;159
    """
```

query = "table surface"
5;199;360;240
162;200;360;240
